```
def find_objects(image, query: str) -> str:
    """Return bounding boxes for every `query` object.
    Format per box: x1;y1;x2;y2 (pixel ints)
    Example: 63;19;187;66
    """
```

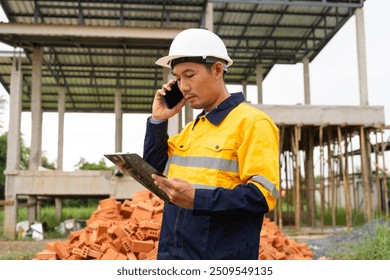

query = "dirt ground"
0;238;60;259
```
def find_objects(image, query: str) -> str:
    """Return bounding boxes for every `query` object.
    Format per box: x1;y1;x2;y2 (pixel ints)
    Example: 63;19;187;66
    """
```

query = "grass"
332;222;390;260
0;202;98;239
0;203;98;260
0;249;39;260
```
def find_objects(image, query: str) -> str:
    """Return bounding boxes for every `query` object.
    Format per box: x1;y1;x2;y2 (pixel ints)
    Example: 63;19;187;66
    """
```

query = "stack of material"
34;190;313;260
259;218;313;260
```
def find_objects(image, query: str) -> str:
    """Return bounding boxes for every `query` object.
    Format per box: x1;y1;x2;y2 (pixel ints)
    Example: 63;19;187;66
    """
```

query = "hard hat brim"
155;54;233;68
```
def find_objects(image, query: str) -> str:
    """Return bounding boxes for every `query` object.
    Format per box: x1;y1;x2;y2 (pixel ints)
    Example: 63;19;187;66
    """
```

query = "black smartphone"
162;82;184;109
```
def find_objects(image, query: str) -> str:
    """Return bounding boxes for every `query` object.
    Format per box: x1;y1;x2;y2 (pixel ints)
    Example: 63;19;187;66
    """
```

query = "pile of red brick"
259;217;313;260
34;189;313;260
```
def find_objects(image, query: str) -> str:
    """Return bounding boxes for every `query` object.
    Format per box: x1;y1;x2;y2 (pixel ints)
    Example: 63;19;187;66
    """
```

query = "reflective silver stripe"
193;184;218;190
164;157;172;176
251;175;279;200
169;154;238;173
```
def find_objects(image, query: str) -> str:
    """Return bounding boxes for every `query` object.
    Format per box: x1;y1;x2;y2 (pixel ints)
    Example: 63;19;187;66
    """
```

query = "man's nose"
180;80;190;93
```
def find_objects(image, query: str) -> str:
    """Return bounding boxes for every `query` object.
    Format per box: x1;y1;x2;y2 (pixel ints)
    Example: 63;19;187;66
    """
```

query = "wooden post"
294;126;301;229
360;126;371;222
277;126;285;229
319;125;325;229
306;128;315;227
350;133;358;222
344;132;352;227
327;129;336;226
374;131;382;216
337;126;351;228
380;127;389;219
285;152;291;216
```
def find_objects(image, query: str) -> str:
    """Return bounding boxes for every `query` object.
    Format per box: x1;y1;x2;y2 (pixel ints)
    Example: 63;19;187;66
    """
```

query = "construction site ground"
0;225;367;260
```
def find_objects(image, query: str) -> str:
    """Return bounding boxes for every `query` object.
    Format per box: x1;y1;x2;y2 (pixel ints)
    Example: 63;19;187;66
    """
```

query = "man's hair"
204;61;227;78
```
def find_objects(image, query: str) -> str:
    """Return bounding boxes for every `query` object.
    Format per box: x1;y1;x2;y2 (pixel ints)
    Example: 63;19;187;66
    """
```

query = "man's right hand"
151;80;186;121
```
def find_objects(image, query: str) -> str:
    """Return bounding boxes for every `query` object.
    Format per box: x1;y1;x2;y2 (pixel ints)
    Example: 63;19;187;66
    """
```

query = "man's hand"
151;80;186;121
151;174;195;209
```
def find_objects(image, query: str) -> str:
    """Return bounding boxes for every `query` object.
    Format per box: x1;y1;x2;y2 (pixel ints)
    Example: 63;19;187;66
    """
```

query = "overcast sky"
1;0;389;171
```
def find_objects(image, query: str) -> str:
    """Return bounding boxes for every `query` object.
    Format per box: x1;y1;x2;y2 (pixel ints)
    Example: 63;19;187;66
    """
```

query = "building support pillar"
203;3;214;32
29;47;43;171
256;64;264;104
355;8;369;106
242;81;247;100
57;87;65;171
115;88;123;153
28;47;43;224
55;86;66;220
302;56;311;105
3;54;23;239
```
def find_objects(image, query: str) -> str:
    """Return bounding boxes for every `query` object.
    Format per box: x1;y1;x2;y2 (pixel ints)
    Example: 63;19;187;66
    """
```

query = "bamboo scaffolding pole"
285;152;291;216
344;132;352;226
380;127;389;219
327;129;336;226
338;126;351;228
294;126;301;229
350;133;358;223
277;125;285;228
374;131;382;216
319;126;325;229
308;128;315;227
360;126;371;222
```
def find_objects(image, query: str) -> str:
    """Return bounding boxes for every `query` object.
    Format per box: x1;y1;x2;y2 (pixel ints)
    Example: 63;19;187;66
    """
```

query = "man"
143;28;279;259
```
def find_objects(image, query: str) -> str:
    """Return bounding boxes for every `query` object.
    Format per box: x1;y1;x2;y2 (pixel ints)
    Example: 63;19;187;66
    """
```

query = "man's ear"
213;62;224;80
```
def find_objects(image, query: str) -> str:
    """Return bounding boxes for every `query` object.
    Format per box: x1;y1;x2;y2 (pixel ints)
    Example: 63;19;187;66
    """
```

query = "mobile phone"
162;82;184;109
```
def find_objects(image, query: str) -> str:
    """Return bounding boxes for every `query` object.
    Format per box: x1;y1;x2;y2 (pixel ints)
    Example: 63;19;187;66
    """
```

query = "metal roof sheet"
0;0;365;113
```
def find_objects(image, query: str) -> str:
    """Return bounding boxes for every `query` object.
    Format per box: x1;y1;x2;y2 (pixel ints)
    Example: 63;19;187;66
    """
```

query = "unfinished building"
0;0;387;239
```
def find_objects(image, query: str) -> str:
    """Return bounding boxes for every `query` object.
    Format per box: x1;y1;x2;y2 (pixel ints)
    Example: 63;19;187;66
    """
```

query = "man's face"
172;62;221;112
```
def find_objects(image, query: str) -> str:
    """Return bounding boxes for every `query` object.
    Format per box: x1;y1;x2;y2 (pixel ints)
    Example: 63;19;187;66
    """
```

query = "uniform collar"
195;92;245;126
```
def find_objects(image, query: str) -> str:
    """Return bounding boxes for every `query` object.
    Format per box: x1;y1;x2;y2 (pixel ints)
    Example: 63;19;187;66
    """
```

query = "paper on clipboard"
104;153;170;203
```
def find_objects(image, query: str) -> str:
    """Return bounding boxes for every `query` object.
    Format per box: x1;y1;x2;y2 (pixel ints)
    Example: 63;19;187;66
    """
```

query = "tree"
74;157;113;171
0;132;56;199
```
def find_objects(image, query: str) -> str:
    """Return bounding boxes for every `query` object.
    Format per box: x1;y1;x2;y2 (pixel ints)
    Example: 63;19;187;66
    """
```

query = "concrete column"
55;198;63;221
256;64;264;104
115;88;123;152
184;102;193;125
205;3;214;32
3;55;23;239
27;195;37;224
242;81;247;100
302;56;311;105
6;55;23;172
57;87;65;171
29;47;43;170
355;8;369;106
56;87;65;220
163;67;180;135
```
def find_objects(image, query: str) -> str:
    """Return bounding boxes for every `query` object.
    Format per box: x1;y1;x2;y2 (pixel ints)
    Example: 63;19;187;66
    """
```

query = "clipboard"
104;153;170;203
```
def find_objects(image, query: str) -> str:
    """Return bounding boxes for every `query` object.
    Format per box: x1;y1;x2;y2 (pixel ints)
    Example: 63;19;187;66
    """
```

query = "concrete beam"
0;23;182;40
254;104;385;126
8;170;144;199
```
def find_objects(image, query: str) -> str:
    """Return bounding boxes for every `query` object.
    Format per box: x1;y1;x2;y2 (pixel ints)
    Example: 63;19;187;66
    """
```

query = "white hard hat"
155;28;233;69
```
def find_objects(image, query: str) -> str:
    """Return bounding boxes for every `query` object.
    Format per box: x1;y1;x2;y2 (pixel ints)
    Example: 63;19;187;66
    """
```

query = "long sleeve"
142;116;169;173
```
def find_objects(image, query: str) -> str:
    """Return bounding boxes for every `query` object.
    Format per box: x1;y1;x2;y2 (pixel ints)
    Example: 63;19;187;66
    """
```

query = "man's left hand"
151;174;195;209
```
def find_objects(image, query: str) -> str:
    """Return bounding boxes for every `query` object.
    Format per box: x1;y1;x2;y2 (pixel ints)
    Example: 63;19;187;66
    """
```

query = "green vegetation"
0;201;98;238
74;157;114;171
332;222;390;260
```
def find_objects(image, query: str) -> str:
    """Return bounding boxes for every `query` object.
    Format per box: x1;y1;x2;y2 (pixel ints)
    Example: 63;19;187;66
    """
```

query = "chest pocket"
204;138;238;172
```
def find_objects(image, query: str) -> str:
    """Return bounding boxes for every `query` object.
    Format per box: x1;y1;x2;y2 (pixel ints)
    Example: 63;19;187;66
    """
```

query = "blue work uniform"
143;92;279;259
